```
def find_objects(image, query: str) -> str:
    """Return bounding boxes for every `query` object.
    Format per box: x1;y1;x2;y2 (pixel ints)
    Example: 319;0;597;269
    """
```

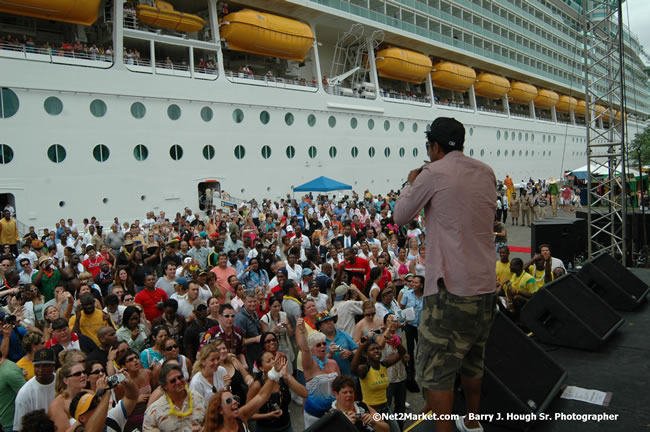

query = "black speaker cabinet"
531;218;587;266
459;312;567;431
305;410;356;432
577;253;649;311
521;274;624;350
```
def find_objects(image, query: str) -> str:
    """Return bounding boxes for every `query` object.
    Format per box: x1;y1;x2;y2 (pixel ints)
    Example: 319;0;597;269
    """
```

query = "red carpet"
509;245;531;253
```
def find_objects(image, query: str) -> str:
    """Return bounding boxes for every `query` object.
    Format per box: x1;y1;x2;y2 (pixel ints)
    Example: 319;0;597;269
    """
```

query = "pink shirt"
393;151;496;297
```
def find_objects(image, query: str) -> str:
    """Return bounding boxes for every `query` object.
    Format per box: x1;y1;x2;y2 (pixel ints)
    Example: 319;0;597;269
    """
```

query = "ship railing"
434;100;471;109
380;90;429;104
225;71;318;90
0;42;114;67
510;112;533;119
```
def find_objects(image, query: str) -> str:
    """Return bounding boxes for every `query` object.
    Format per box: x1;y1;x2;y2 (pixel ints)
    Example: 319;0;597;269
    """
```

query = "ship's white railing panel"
224;71;318;92
0;42;113;68
123;56;218;80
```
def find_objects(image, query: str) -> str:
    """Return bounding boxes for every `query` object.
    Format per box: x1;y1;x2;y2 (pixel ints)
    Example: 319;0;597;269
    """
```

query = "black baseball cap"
33;348;56;365
427;117;465;149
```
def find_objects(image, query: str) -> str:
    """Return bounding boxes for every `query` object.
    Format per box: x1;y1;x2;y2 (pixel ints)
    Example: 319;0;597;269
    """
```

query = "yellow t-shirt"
16;357;34;381
297;323;318;372
527;266;553;290
360;363;390;406
496;260;512;284
69;309;108;346
508;271;537;296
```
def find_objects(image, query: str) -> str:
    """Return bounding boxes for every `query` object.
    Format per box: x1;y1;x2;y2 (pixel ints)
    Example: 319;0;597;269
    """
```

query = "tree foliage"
630;125;650;166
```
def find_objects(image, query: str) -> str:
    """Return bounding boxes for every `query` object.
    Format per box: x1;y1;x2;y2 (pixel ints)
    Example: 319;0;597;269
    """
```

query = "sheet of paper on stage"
560;386;612;406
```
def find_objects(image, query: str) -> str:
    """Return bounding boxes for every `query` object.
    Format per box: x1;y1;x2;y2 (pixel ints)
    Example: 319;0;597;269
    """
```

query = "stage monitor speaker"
530;219;586;265
458;312;567;431
577;253;649;311
520;274;624;350
305;410;356;432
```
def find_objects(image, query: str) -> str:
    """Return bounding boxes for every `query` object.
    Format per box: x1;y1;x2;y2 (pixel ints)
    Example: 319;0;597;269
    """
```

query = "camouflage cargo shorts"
416;282;497;392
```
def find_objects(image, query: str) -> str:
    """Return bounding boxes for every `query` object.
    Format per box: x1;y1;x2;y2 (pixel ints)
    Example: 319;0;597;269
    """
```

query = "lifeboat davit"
136;1;206;33
0;0;100;25
555;96;578;113
508;82;538;104
430;61;476;92
534;89;559;109
474;73;510;99
220;10;314;62
375;48;432;84
574;100;587;116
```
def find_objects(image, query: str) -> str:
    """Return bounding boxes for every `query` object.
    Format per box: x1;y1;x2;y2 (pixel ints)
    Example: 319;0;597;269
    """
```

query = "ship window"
413;148;418;158
480;149;485;157
329;146;337;158
368;119;375;130
47;144;66;163
519;150;523;156
328;116;336;128
525;150;529;156
168;104;181;120
260;111;270;125
102;198;109;204
399;121;405;132
469;149;474;157
233;109;244;123
511;149;515;157
543;151;546;156
549;151;552;156
543;135;546;143
368;147;375;158
261;145;272;159
504;150;508;156
518;132;522;141
351;147;359;158
399;147;405;158
59;201;65;207
469;127;474;136
203;145;215;160
511;132;515;142
0;144;14;164
531;150;535;156
384;120;390;131
201;107;213;122
350;117;358;129
497;150;501;157
531;134;535;142
234;145;246;159
44;97;63;116
286;146;295;159
308;146;317;159
553;136;556;143
170;145;183;160
412;123;418;133
504;131;508;140
131;102;146;119
285;113;294;126
0;88;19;118
133;144;149;161
93;144;110;162
308;114;316;127
525;133;529;142
90;99;107;118
497;131;501;140
384;147;391;158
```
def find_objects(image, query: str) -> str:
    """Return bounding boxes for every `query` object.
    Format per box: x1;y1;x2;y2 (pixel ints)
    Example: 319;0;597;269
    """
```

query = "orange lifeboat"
555;96;578;113
0;0;100;26
375;48;432;83
508;82;538;104
430;61;476;92
534;89;559;108
136;1;206;33
220;10;314;62
474;73;510;99
574;100;587;116
594;105;607;116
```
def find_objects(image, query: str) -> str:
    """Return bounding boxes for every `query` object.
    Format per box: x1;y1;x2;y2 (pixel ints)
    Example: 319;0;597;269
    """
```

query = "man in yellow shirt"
524;253;553;291
495;246;512;285
68;293;114;346
0;210;19;256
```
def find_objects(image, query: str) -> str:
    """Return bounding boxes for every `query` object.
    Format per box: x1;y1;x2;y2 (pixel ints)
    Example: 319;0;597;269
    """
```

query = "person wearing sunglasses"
48;361;88;432
116;349;153;432
160;337;192;381
85;360;106;393
144;363;207;432
353;300;384;345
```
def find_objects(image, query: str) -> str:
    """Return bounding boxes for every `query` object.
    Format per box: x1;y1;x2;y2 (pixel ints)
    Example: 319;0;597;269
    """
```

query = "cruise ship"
1;0;648;229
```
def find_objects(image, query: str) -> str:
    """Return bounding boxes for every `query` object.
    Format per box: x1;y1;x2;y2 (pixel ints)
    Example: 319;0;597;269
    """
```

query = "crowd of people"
0;192;435;432
0;34;113;63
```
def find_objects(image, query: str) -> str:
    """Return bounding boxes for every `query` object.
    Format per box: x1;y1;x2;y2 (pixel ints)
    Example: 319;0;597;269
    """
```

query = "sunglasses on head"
224;395;241;405
66;370;87;378
164;344;179;351
167;375;185;385
89;369;105;376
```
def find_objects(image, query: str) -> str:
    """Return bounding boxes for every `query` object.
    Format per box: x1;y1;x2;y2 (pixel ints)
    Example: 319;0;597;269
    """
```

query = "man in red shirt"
82;245;105;279
134;274;168;321
334;248;370;289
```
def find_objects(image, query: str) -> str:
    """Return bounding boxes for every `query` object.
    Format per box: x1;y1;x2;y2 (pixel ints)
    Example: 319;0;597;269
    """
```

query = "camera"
355;412;363;422
1;314;16;325
271;403;280;411
107;373;126;388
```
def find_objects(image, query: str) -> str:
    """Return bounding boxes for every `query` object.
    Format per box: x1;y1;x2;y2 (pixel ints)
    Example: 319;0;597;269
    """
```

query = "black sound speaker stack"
530;218;587;266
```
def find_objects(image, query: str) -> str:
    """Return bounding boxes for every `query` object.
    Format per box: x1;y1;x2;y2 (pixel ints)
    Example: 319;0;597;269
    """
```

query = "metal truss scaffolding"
582;0;627;264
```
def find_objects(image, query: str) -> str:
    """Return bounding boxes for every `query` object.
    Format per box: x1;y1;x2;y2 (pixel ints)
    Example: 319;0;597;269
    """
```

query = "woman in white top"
261;297;295;374
406;237;420;261
409;246;426;277
230;284;245;314
364;267;383;303
406;220;423;245
189;340;230;404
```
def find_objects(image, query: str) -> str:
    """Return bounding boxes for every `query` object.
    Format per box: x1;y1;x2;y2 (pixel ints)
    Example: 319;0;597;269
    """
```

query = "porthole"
384;147;391;158
260;110;270;124
133;144;148;161
531;150;535;156
328;116;336;128
308;146;317;159
368;119;375;130
399;147;405;158
525;150;529;156
504;150;508;156
412;123;418;133
512;132;515;141
469;127;474;136
167;104;181;120
308;114;316;127
504;131;508;140
58;201;65;207
47;144;66;163
384;120;390;131
497;150;501;157
131;102;146;119
351;147;359;158
102;198;109;204
543;151;546;156
350;117;358;129
549;151;552;156
44;97;63;116
531;134;535;142
286;146;295;159
480;149;485;157
525;133;529;142
233;108;244;123
0;144;14;164
469;149;474;156
266;187;271;192
234;145;246;159
399;121;405;132
519;150;523;156
497;131;501;140
203;145;215;160
511;149;515;157
169;144;183;160
553;136;556;143
426;123;431;132
329;146;337;158
368;147;375;158
89;99;107;118
285;112;294;126
261;145;272;159
518;132;522;141
0;88;19;118
413;148;419;158
140;195;146;201
93;144;110;162
200;107;213;122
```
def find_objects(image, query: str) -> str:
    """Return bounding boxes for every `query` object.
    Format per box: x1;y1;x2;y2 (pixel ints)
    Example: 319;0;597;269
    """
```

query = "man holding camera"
32;256;61;303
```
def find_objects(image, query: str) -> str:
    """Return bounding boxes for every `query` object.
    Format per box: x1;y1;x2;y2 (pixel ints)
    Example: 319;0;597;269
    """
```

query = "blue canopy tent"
293;176;352;192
